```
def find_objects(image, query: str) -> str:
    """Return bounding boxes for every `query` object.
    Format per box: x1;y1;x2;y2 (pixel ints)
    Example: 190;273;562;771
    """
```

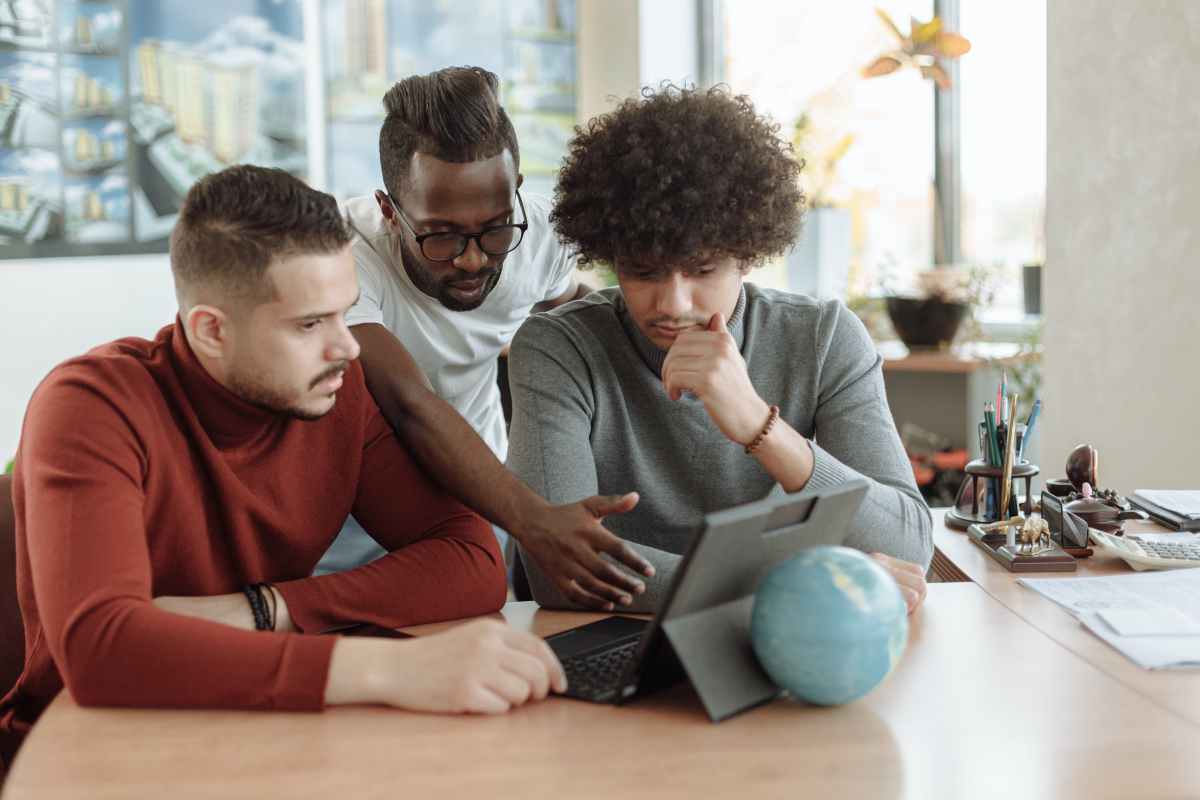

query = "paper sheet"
1018;568;1200;669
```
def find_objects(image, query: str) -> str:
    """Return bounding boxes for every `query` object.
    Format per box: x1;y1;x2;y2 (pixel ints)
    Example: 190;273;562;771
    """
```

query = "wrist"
734;398;773;447
508;491;554;544
325;637;396;706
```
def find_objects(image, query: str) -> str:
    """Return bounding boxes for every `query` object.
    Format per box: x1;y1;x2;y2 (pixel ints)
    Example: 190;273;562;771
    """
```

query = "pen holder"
945;459;1041;530
978;421;1028;463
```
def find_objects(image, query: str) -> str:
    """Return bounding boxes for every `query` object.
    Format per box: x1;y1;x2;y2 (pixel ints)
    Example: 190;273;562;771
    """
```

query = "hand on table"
328;619;567;713
517;493;654;611
871;553;928;614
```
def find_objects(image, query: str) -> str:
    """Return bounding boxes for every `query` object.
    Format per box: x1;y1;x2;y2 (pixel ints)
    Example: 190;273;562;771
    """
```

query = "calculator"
1088;528;1200;571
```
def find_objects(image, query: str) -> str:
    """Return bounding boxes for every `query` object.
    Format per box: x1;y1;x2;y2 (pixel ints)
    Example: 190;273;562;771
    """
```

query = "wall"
1044;1;1200;490
0;255;178;461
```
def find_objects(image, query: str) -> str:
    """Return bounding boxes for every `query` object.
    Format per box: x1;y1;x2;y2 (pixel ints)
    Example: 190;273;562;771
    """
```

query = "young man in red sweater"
0;165;564;767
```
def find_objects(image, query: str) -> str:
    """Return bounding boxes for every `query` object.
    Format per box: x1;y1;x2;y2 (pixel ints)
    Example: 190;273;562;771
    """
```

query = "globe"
750;546;909;706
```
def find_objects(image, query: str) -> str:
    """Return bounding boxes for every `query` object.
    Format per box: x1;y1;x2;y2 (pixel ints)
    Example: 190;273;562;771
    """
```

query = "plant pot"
885;296;968;351
1023;263;1042;316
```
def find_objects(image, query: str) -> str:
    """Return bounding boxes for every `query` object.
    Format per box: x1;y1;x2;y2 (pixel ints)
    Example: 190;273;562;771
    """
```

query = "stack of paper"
1131;489;1200;531
1019;568;1200;669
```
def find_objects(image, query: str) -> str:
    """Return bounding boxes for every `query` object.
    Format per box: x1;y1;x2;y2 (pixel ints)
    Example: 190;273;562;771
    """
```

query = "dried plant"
862;9;971;89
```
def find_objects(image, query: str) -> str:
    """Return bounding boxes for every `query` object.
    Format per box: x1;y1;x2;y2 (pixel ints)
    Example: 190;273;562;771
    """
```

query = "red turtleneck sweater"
0;320;505;758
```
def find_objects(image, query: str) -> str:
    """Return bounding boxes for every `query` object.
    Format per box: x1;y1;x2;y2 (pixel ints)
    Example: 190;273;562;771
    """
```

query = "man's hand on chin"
661;312;771;447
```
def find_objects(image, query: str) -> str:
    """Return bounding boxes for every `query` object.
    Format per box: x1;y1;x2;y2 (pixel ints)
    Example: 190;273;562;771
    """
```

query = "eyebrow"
413;208;513;230
287;291;361;322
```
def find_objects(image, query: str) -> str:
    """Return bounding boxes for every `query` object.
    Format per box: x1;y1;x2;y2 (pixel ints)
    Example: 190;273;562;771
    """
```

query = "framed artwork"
1;0;308;258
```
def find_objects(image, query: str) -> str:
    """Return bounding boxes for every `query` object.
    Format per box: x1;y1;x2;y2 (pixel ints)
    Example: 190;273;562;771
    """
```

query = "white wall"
1044;1;1200;490
0;255;178;461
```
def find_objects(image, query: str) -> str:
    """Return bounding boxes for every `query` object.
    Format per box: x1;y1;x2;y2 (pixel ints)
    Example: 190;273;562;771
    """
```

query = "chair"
0;473;22;697
0;472;20;783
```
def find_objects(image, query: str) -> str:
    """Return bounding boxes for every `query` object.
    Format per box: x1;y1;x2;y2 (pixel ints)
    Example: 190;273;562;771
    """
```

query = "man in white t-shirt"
316;67;653;611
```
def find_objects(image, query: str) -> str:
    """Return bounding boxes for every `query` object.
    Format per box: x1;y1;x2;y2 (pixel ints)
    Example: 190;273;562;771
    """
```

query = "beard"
397;238;504;312
227;362;348;421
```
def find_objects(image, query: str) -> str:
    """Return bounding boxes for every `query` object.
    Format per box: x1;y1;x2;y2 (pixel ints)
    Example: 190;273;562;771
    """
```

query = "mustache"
309;362;350;390
647;315;707;329
444;268;500;284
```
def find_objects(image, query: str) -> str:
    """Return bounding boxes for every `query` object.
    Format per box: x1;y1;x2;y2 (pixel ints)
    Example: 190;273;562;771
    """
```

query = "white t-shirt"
342;192;576;460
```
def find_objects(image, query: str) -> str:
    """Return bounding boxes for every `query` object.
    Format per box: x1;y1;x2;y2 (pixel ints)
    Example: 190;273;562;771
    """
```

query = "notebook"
1130;490;1200;532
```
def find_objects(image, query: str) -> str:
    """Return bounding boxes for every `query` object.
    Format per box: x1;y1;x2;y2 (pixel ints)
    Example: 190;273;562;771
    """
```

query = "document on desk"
1018;568;1200;669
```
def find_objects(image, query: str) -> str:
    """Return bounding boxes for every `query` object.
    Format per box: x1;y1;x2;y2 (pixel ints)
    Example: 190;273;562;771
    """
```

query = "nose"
451;237;489;274
328;318;361;363
653;272;692;319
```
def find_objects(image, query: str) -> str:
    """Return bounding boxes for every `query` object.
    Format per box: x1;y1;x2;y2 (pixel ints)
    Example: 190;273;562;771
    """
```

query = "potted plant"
883;265;994;351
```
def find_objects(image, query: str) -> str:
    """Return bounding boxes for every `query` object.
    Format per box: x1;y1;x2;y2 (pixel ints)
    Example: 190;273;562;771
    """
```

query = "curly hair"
551;85;804;273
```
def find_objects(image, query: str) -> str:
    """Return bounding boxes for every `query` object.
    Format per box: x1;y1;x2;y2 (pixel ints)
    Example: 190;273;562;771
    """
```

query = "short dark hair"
551;85;805;275
379;66;520;197
170;165;351;310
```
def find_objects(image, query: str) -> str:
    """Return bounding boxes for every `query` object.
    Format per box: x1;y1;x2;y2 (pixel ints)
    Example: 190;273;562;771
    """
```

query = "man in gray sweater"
506;85;931;613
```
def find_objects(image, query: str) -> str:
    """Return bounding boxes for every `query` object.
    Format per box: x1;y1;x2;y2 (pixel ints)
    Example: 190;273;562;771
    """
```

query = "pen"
1021;399;1041;460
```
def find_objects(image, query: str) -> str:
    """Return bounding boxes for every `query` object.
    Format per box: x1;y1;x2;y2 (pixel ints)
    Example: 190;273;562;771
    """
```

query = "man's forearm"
382;385;546;533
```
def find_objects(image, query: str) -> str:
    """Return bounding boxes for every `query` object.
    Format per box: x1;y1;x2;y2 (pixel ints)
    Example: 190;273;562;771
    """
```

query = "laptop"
545;478;869;721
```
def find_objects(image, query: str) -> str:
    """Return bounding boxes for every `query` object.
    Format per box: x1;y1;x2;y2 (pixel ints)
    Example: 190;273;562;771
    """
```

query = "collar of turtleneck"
617;284;748;378
168;316;285;449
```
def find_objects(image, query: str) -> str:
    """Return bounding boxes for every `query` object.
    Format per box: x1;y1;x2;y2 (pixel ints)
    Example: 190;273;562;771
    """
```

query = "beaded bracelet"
744;404;780;455
242;584;272;631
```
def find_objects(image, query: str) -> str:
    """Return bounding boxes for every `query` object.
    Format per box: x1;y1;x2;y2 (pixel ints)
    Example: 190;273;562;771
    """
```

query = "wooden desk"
933;508;1200;727
6;587;1200;799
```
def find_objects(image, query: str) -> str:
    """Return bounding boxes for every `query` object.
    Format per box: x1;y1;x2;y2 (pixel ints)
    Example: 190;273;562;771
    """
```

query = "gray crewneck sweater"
507;283;932;612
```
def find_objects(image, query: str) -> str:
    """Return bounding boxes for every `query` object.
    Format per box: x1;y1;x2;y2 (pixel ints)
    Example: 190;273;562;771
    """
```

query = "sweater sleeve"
800;301;933;568
274;406;507;633
506;316;678;612
21;368;334;711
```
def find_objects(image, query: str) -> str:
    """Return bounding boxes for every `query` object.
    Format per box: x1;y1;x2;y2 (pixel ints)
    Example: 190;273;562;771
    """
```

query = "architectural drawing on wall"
0;0;52;50
323;0;577;201
1;0;307;258
128;0;307;244
0;48;62;243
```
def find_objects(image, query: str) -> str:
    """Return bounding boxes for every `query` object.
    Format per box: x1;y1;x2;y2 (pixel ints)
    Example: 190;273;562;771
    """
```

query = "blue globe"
751;546;909;706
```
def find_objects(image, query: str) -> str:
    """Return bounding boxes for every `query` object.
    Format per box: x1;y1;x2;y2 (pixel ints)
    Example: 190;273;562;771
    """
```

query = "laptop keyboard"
560;639;640;702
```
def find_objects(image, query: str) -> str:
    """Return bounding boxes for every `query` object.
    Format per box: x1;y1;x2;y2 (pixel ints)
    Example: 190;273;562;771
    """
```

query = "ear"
184;304;231;360
374;190;394;221
516;173;524;190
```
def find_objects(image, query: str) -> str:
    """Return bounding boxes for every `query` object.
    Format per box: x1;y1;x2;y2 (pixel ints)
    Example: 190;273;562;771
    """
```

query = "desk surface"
932;509;1200;727
6;585;1200;800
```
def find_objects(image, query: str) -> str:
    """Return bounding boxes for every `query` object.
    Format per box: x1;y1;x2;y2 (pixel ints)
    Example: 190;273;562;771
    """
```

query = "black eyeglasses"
386;189;528;262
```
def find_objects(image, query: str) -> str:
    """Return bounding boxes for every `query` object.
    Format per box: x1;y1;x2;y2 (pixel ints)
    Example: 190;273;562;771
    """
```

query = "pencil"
999;393;1020;518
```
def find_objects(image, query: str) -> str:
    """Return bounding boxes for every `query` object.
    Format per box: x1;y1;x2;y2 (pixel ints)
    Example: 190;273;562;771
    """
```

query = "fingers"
871;553;928;614
708;312;725;332
581;492;639;518
498;650;552;702
575;570;633;607
561;577;615;611
503;629;568;694
464;685;512;715
590;527;654;578
592;556;649;593
483;669;532;709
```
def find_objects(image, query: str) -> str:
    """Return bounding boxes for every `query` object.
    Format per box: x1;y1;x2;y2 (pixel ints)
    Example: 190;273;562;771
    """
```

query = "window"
959;0;1046;317
721;0;935;295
